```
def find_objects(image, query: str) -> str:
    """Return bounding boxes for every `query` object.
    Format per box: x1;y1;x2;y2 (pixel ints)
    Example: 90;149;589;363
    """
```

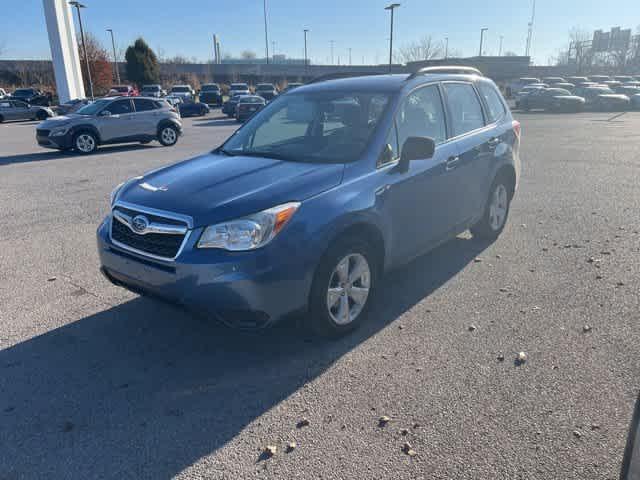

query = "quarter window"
442;83;485;136
477;83;506;123
395;84;446;158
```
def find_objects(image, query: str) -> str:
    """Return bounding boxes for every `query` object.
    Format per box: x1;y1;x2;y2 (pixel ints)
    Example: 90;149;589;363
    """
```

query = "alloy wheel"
326;253;371;325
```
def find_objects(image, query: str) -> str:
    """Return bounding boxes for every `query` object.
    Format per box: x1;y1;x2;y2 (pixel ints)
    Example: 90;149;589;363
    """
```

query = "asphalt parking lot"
1;109;640;479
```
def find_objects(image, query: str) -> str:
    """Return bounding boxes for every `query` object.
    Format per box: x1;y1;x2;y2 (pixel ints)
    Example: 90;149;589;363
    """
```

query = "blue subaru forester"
98;67;521;337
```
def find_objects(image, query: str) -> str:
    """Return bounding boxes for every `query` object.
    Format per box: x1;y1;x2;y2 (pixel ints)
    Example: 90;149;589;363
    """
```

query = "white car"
0;88;7;99
228;82;250;98
169;85;195;100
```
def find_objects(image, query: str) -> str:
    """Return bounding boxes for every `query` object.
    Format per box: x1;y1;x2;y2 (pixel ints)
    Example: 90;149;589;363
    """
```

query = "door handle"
445;156;460;171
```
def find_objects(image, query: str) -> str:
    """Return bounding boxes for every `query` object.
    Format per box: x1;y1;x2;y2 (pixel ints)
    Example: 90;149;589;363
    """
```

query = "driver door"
96;99;134;141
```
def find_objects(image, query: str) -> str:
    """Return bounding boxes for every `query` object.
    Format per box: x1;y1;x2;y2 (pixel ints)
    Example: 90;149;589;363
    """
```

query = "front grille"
111;207;188;259
36;129;50;137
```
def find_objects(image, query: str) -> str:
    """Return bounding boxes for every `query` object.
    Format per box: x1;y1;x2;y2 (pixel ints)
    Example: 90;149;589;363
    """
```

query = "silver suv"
36;97;182;154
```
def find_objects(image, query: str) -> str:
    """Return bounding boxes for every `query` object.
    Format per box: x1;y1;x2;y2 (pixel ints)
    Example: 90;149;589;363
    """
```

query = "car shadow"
0;236;489;478
0;144;157;166
192;117;240;127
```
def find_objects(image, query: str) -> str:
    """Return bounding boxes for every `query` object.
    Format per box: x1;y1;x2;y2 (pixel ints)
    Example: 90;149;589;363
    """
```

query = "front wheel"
308;237;379;338
471;176;512;240
158;125;178;146
73;131;97;154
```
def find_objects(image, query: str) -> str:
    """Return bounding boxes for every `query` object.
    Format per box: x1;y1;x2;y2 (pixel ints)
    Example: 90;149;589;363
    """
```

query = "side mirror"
399;136;435;171
100;110;112;117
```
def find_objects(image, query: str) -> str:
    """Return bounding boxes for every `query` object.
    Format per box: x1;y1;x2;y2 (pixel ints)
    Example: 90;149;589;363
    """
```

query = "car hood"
552;95;585;102
117;153;345;227
598;94;630;101
38;114;80;128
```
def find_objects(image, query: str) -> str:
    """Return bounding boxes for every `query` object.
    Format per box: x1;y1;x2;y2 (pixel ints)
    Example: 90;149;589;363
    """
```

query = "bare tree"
241;50;257;60
397;36;444;63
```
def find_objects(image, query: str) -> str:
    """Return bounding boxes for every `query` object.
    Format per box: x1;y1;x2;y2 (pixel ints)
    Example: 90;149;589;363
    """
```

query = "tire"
158;124;178;146
471;174;513;241
73;131;98;154
307;236;379;338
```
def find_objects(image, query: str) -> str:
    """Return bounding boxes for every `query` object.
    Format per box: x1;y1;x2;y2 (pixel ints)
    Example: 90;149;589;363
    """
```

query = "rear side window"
477;83;506;123
107;99;133;115
133;98;157;112
396;84;447;152
442;83;485;137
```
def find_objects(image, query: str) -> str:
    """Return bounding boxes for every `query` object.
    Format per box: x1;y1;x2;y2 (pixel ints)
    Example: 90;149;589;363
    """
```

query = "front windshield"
171;86;190;92
202;85;219;91
112;86;129;92
76;99;111;115
142;86;160;91
221;91;391;163
231;84;248;89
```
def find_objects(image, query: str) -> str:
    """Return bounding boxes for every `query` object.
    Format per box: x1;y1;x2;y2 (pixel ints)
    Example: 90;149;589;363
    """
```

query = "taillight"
512;120;521;139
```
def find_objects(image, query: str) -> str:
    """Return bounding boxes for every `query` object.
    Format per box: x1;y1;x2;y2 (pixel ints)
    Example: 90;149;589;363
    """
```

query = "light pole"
263;0;269;64
69;1;93;100
445;37;449;59
348;48;352;66
106;28;120;84
499;35;504;56
303;29;309;71
272;40;276;62
479;27;488;57
330;40;335;65
385;3;400;73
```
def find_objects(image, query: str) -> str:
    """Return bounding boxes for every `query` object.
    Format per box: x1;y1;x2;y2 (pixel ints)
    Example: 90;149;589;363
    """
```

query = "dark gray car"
0;99;54;123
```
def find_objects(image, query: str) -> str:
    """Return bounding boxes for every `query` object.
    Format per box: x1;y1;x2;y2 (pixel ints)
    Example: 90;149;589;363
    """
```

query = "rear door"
440;82;491;227
0;100;16;120
132;98;160;136
10;100;32;121
96;99;134;141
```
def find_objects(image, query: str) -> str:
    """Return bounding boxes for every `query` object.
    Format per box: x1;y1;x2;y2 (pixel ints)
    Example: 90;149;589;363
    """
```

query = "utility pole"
479;27;488;57
272;40;276;61
263;0;269;64
303;29;309;71
330;40;335;65
69;1;93;100
445;37;449;59
385;3;400;73
348;48;352;65
106;28;120;84
499;35;504;56
525;0;536;57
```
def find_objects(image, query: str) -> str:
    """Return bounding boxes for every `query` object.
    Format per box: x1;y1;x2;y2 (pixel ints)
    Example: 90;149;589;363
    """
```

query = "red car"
108;85;139;97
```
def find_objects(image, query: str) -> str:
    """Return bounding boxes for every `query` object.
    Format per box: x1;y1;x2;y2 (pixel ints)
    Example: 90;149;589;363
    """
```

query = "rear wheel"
308;237;379;338
73;131;97;154
158;125;178;146
471;175;512;240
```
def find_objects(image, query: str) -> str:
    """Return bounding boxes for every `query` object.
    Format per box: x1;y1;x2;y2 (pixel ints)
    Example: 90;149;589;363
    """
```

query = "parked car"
630;93;640;110
613;85;640;97
255;83;278;102
140;84;166;98
566;76;589;85
613;75;634;83
518;88;584;112
10;87;52;106
228;82;250;98
589;75;610;83
235;95;266;122
0;88;7;99
222;95;242;116
164;95;183;109
551;82;575;92
0;99;54;123
54;98;91;115
108;85;139;97
199;83;223;106
170;85;195;100
575;86;631;111
98;70;520;336
283;82;303;92
514;85;546;108
542;76;566;85
602;80;622;90
178;100;210;117
507;77;541;97
36;97;182;154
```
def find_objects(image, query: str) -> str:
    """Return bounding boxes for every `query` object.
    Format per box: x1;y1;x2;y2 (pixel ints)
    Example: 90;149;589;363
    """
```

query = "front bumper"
36;130;73;149
97;216;312;328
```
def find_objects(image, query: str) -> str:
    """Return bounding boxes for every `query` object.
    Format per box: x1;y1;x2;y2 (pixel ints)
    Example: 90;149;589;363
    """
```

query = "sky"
2;0;639;66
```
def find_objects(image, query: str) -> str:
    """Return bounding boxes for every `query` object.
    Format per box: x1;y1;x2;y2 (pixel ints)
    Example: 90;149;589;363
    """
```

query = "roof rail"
406;66;483;81
308;71;389;84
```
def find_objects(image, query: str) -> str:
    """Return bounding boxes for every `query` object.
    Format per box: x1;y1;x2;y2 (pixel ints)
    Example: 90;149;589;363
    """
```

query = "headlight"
50;126;69;136
198;202;300;251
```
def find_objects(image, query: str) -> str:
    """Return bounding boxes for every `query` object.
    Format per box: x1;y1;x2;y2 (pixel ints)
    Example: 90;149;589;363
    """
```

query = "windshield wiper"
215;148;237;156
239;150;295;161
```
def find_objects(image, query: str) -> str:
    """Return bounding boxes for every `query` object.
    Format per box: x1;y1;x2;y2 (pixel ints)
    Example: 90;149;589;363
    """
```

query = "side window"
1;101;13;108
442;83;485;137
396;84;446;158
107;100;133;115
477;83;506;123
133;98;157;112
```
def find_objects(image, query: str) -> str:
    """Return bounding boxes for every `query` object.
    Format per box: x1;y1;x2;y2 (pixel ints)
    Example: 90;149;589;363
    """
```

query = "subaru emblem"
131;215;149;234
